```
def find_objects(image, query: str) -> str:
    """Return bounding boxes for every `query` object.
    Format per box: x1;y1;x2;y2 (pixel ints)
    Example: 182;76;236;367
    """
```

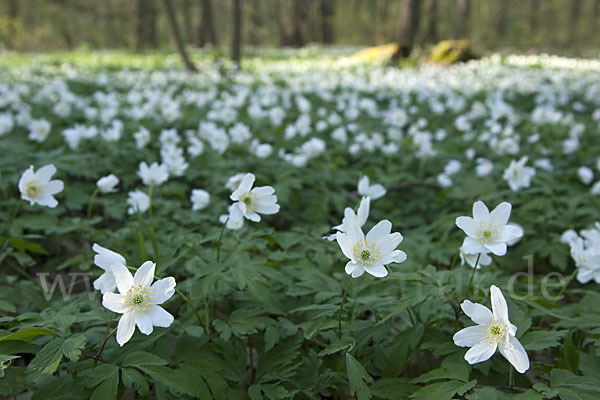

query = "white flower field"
1;51;600;399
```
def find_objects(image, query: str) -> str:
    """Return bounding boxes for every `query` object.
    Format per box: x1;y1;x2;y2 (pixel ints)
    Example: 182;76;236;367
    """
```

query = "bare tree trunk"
198;0;217;47
455;0;470;38
422;0;438;44
320;0;334;44
6;0;18;49
232;0;242;69
182;0;193;44
136;0;158;49
162;0;197;72
566;0;582;46
495;0;508;38
291;0;305;47
401;0;421;45
529;0;539;33
592;0;600;34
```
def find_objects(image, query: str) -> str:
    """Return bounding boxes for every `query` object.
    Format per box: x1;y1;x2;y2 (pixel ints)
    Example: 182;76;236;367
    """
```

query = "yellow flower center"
125;284;153;311
239;192;257;213
478;223;499;244
26;181;41;198
483;319;507;344
353;240;381;265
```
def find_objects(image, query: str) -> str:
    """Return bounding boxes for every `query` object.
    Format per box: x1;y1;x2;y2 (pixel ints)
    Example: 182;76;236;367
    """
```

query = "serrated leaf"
410;379;476;400
61;334;86;361
27;337;65;375
346;352;373;400
0;328;59;342
122;351;168;368
521;330;567;351
122;367;150;397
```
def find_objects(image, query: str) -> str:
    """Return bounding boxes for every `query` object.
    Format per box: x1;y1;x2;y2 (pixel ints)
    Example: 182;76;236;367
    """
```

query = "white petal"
102;292;128;313
345;260;358;275
498;336;530;373
490;285;509;322
357;176;369;195
255;203;279;215
134;261;155;288
252;186;275;196
35;195;58;208
246;212;261;222
472;200;490;223
485;242;507;256
357;197;370;226
35;164;57;182
43;180;64;196
116;312;136;346
134;310;154;335
490;202;512;227
336;232;354;261
150;277;176;305
345;216;365;244
456;216;478;237
93;243;126;271
461;300;493;325
231;173;255;200
111;263;134;294
464;341;497;364
146;305;174;328
364;264;388;278
453;326;483;347
351;267;365;278
366;220;392;244
366;184;386;200
462;237;487;254
93;271;117;294
500;224;523;244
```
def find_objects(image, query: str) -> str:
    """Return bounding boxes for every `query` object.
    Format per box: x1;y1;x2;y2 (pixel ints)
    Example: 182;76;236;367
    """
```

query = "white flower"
336;218;406;278
475;158;494;177
28;119;51;142
18;164;64;208
459;248;492;269
577;166;594;185
133;126;151;149
138;161;169;186
569;237;600;284
97;174;119;194
102;261;175;346
453;285;529;373
437;174;453;188
190;189;210;210
127;190;150;215
592;181;600;195
92;243;126;294
219;205;244;230
357;175;386;200
444;159;462;176
225;173;247;191
325;196;370;241
560;229;579;245
456;201;523;256
503;157;536;192
230;173;280;222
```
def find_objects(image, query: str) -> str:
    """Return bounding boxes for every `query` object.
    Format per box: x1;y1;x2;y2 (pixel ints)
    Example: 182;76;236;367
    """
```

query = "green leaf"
521;330;567;351
409;379;476;400
346;352;373;400
370;378;416;400
27;337;65;375
122;367;150;398
0;328;59;342
80;364;120;400
317;336;355;356
412;363;469;384
61;334;86;361
0;355;19;378
122;351;168;368
138;365;194;396
557;334;579;374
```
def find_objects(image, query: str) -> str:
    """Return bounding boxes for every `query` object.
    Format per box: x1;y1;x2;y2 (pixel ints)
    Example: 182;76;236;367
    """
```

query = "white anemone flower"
138;161;169;186
18;164;64;208
503;157;536;192
325;196;370;241
357;175;386;200
127;190;150;215
456;201;523;256
459;248;492;269
92;243;126;294
97;174;119;194
190;189;210;210
336;218;406;278
230;173;280;222
219;205;244;230
102;261;175;346
453;285;529;374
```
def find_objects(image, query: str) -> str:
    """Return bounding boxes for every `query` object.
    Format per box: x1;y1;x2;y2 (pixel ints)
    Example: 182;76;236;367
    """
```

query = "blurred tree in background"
0;0;599;55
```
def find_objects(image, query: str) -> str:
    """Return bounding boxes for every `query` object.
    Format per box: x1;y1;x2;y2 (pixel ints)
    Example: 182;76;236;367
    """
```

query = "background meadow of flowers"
1;51;600;399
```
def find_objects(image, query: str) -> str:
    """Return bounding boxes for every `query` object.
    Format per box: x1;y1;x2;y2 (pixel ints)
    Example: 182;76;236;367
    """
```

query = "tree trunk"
182;0;193;44
566;0;582;46
495;0;508;38
6;0;18;49
162;0;197;72
397;0;420;53
320;0;334;44
199;0;217;47
291;0;305;47
529;0;539;33
455;0;470;38
136;0;158;49
232;0;242;69
592;0;600;34
422;0;438;44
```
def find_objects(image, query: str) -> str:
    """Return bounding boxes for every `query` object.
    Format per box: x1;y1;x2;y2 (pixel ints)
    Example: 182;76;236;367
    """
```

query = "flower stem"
216;217;228;263
175;288;204;326
557;269;577;298
146;185;159;261
509;365;514;388
87;188;99;219
93;325;118;367
449;251;459;270
469;253;482;291
136;212;148;260
4;201;21;235
338;278;354;339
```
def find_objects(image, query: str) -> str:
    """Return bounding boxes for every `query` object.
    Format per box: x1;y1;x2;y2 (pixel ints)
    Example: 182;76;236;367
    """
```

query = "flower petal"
116;312;136;346
146;305;174;328
94;271;117;294
364;264;388;278
498;336;530;373
456;216;477;237
35;164;57;182
453;325;483;347
464;341;497;364
93;243;126;271
111;263;134;295
367;184;386;200
134;310;153;335
134;261;155;288
490;202;512;227
472;200;490;223
485;242;507;256
150;277;176;305
337;232;354;261
490;285;509;322
461;300;493;325
102;292;128;313
366;220;392;244
462;237;487;254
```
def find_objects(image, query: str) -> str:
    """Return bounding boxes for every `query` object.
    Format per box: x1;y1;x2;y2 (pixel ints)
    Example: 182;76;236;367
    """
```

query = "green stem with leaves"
469;253;482;291
87;188;99;218
557;269;578;298
338;278;354;339
216;217;228;262
93;325;118;367
146;185;159;261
